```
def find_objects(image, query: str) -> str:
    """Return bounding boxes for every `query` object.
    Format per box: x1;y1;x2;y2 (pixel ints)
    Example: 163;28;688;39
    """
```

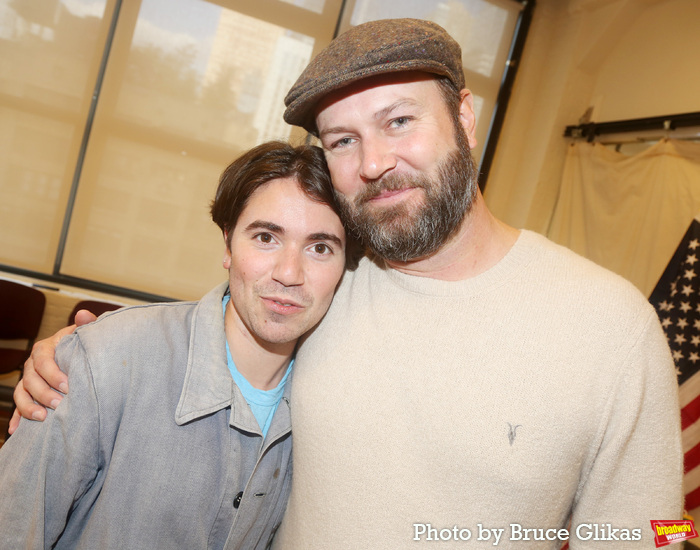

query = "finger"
27;325;76;395
12;379;48;422
8;409;22;434
31;350;69;396
75;310;97;326
20;364;64;409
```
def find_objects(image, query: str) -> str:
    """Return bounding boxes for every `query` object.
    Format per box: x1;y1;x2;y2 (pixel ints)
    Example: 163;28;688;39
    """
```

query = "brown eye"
256;233;273;243
314;243;330;255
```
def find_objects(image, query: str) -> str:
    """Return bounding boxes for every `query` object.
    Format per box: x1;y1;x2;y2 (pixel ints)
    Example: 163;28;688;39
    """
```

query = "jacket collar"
175;282;241;426
174;282;292;441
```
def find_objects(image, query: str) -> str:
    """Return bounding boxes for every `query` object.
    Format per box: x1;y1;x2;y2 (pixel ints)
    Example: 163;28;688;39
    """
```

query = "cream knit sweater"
275;230;682;549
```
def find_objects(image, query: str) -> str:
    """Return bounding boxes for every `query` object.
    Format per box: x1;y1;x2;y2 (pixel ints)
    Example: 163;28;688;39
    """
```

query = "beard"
335;128;479;263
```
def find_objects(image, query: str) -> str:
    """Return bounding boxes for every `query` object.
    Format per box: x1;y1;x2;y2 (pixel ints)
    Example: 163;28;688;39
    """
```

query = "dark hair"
211;141;336;240
210;140;362;269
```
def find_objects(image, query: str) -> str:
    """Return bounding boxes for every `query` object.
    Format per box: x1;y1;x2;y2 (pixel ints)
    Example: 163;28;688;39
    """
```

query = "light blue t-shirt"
222;295;292;438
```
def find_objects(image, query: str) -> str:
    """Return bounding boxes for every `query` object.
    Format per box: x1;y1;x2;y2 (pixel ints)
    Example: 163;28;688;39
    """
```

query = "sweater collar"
377;229;539;297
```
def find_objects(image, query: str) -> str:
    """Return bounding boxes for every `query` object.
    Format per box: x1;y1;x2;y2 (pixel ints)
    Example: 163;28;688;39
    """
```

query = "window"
0;0;530;300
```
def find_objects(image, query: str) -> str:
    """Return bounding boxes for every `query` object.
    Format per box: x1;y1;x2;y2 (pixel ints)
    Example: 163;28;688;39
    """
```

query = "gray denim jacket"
0;282;292;550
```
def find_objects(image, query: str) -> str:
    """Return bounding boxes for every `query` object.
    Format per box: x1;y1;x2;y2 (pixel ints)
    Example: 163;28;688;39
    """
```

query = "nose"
271;248;304;287
359;136;397;181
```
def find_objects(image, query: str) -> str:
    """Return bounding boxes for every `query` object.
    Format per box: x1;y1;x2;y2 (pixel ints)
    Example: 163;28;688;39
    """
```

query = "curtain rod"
564;111;700;142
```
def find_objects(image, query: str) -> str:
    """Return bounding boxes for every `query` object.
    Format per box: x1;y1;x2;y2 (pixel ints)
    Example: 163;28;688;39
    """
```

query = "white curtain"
547;139;700;297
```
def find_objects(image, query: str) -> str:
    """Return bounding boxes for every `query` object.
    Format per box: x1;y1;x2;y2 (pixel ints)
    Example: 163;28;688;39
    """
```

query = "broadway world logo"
650;520;698;547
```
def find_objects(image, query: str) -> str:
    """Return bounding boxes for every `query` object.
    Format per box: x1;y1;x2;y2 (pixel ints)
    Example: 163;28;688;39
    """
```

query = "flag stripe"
683;419;700;454
683;394;700;430
681;370;700;408
687;485;700;514
684;466;700;498
686;442;700;474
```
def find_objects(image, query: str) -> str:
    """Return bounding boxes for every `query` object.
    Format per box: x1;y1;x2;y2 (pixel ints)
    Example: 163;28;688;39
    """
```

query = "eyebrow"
245;220;283;233
245;221;344;248
373;98;419;121
319;125;350;139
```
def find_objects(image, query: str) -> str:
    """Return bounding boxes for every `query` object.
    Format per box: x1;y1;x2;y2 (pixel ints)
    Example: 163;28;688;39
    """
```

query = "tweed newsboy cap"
283;18;465;133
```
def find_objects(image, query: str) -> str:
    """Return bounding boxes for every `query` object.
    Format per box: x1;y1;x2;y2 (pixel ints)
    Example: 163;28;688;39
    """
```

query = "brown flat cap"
283;18;464;133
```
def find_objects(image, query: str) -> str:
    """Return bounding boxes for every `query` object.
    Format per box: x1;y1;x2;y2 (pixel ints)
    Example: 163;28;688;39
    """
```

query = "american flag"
649;217;700;519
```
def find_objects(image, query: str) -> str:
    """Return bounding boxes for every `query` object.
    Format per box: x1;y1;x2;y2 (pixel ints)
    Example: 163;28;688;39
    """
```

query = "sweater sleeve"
0;333;102;549
570;311;683;547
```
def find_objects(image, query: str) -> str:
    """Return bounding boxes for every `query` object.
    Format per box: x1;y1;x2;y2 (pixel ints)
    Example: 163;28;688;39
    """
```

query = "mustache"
355;173;429;205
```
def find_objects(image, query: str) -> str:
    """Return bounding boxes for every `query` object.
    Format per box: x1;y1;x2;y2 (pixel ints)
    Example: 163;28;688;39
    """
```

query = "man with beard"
12;19;681;548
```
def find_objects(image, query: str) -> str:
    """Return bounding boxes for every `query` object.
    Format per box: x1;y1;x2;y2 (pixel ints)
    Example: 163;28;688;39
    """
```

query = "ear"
458;89;478;149
223;231;232;270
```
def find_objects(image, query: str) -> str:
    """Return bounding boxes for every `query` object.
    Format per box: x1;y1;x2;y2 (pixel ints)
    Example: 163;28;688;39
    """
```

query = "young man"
14;19;682;548
0;141;346;549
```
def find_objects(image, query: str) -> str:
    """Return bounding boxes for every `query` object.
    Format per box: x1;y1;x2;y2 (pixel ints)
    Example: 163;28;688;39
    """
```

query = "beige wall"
484;0;700;233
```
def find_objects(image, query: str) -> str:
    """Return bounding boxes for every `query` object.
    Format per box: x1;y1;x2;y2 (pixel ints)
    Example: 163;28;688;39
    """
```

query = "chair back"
0;280;46;374
68;300;123;325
